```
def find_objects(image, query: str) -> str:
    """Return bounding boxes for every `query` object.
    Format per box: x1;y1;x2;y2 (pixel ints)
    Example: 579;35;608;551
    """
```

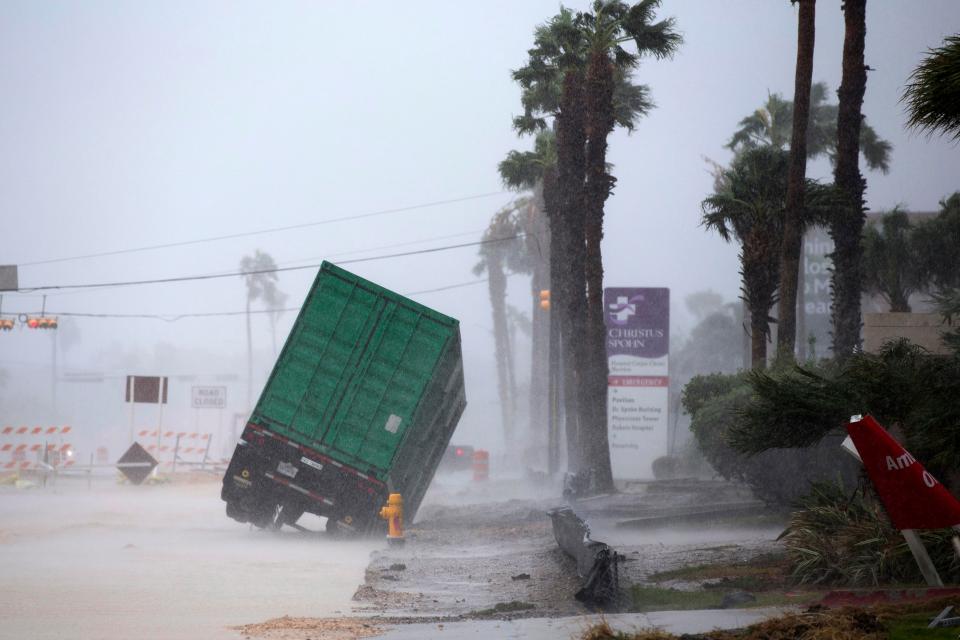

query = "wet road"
0;476;376;640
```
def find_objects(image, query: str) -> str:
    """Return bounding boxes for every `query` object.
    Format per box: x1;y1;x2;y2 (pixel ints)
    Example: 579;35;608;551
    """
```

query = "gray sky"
1;1;958;449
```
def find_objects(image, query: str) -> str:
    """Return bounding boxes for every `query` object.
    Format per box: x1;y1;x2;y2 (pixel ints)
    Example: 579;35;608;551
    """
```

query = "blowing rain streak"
3;2;960;639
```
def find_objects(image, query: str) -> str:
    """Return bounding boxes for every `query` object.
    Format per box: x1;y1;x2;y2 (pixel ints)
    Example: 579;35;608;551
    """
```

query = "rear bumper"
221;423;388;531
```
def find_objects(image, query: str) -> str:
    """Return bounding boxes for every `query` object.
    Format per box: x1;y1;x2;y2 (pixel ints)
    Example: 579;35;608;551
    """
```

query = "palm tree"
239;250;284;410
703;149;790;369
861;209;920;313
778;0;817;362
702;148;834;368
903;34;960;140
580;0;680;491
500;131;555;467
727;82;891;172
474;203;528;449
511;3;675;487
831;0;868;360
512;7;591;472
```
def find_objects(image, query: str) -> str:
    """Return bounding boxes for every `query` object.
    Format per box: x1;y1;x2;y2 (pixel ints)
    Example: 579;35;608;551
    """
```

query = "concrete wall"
863;312;951;355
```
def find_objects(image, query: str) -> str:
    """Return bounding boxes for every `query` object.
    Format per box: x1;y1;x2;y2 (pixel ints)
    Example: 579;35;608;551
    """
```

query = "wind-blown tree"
727;82;891;172
500;130;556;465
511;2;677;488
578;0;681;490
702;147;834;369
240;250;284;410
831;0;869;359
474;203;528;448
861;209;921;313
915;193;960;294
903;34;960;141
727;78;891;361
777;0;816;362
703;149;790;369
512;7;594;472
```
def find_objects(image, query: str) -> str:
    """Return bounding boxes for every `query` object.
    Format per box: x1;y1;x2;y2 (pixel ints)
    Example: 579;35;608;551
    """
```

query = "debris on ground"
549;506;623;609
357;494;585;619
230;616;382;640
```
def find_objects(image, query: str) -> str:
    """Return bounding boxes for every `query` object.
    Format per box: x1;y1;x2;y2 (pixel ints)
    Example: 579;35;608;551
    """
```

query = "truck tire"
225;501;248;523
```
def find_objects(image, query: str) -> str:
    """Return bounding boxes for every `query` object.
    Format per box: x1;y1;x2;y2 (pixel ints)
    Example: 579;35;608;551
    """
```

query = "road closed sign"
191;386;227;409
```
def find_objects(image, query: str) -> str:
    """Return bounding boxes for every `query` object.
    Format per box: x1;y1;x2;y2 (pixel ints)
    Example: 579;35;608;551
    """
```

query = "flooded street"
0;477;376;640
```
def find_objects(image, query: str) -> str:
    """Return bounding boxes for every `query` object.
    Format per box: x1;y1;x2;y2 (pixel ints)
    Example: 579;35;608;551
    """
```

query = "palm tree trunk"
556;68;588;473
487;255;514;448
777;0;816;362
543;167;565;474
830;0;868;360
750;304;769;370
269;315;278;358
888;290;911;313
529;190;551;462
582;48;617;492
246;296;253;411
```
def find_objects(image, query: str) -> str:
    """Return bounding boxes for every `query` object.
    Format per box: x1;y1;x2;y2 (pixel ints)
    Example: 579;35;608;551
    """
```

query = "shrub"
728;340;960;493
782;482;960;586
683;373;859;506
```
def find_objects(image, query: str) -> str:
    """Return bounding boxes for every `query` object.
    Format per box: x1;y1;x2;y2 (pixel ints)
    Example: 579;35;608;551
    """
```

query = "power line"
7;226;490;299
13;234;527;293
1;278;498;322
19;191;508;267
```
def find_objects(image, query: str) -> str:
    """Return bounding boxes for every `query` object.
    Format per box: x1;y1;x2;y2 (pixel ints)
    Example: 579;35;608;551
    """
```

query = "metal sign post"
155;376;166;454
127;376;136;444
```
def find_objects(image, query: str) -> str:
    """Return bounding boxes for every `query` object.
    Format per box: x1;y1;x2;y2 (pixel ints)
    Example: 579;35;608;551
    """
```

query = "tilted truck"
221;261;466;534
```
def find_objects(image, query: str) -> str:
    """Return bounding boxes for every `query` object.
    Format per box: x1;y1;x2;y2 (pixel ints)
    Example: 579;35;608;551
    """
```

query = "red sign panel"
847;415;960;530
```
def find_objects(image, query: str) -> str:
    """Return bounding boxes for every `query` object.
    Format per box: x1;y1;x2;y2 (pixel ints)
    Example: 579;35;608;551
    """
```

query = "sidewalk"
374;606;794;639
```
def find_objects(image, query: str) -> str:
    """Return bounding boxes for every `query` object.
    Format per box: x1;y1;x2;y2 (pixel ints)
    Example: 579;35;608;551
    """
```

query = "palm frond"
903;35;960;140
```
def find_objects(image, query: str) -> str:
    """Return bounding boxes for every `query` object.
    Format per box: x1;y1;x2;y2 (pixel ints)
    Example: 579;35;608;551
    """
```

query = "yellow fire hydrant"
379;493;405;546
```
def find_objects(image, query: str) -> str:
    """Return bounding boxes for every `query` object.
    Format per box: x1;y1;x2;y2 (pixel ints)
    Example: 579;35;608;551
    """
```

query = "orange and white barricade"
0;426;75;471
137;429;213;470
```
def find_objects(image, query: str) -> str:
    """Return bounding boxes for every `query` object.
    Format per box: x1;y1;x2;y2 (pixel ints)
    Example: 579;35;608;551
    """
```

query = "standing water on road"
0;477;375;640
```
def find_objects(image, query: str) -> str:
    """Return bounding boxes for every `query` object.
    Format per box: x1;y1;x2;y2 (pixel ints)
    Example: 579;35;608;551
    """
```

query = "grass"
629;585;800;612
888;612;960;640
646;553;789;591
467;600;536;617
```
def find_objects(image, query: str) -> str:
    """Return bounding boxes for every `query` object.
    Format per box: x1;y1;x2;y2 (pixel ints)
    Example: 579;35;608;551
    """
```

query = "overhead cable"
1;278;499;322
20;191;508;267
13;235;527;293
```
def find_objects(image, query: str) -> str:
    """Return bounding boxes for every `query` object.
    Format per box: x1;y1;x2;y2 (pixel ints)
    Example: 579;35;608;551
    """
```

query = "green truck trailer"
221;262;466;534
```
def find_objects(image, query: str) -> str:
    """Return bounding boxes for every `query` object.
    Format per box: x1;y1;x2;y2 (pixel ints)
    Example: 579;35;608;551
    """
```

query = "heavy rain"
2;2;960;639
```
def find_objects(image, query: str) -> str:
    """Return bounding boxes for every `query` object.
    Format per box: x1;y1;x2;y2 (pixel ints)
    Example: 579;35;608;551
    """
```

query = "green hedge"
683;373;859;506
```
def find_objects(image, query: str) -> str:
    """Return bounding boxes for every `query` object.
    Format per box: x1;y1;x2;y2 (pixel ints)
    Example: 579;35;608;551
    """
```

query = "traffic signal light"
26;316;57;329
0;318;13;331
539;290;551;311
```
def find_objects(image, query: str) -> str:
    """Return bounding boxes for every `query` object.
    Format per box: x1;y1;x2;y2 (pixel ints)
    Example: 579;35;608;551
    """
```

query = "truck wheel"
250;504;276;529
225;502;248;523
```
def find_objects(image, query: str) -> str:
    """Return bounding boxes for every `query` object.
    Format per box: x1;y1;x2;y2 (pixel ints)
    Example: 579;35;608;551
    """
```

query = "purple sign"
604;288;669;359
